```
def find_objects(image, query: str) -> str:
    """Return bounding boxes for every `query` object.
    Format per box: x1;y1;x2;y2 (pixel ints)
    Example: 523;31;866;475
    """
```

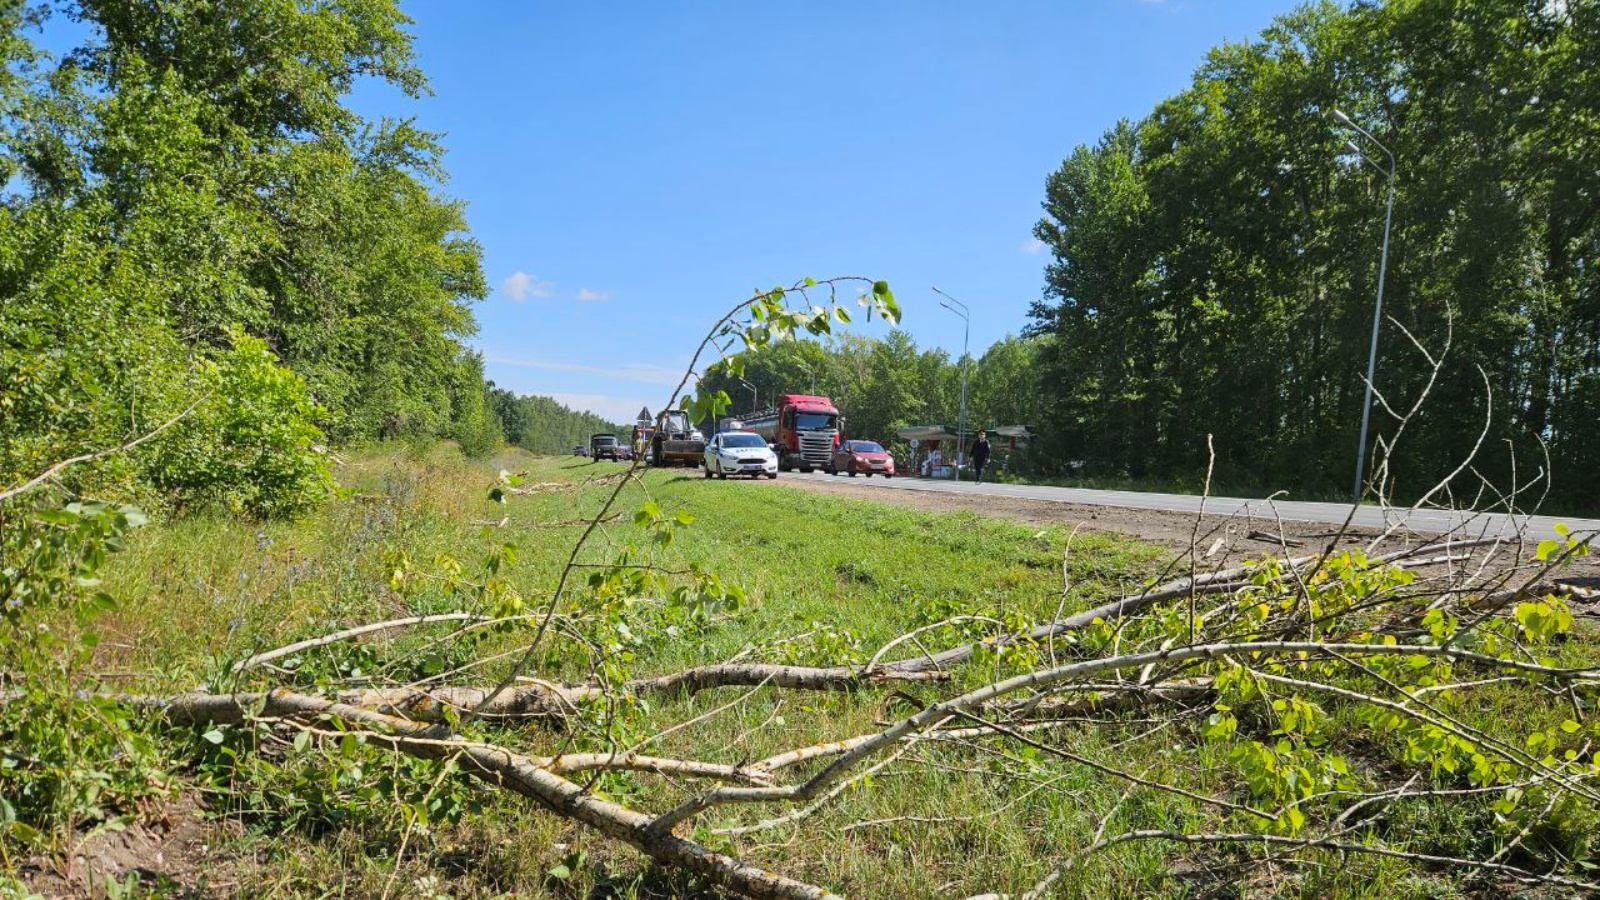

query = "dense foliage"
699;331;1046;464
1030;0;1600;504
488;388;626;456
0;0;495;514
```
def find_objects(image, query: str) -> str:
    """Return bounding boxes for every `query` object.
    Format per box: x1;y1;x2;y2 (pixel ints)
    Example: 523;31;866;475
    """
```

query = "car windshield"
593;436;616;445
850;441;884;453
794;412;837;431
721;434;766;449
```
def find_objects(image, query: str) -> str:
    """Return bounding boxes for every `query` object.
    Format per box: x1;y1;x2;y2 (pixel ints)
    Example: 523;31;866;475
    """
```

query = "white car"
703;431;779;479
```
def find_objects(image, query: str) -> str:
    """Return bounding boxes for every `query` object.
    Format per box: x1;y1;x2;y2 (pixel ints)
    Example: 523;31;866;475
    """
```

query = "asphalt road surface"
782;471;1597;538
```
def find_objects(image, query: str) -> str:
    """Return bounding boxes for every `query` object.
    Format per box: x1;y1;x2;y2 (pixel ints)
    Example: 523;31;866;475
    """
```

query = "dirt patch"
21;794;244;899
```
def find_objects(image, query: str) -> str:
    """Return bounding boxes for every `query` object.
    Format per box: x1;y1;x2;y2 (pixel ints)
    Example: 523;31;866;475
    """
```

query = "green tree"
1029;0;1600;507
0;0;493;513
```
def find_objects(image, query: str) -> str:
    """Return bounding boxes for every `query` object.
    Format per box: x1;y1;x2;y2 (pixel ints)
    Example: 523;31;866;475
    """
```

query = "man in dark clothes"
971;430;991;483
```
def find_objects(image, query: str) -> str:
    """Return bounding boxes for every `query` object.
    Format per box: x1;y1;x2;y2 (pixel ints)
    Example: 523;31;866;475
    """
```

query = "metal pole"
933;287;971;482
956;315;969;482
1351;172;1394;505
1333;108;1396;508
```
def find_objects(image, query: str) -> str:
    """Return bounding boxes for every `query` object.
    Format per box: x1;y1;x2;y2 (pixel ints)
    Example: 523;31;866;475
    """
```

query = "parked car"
573;444;589;457
702;431;778;479
618;445;634;461
828;440;894;477
590;432;621;461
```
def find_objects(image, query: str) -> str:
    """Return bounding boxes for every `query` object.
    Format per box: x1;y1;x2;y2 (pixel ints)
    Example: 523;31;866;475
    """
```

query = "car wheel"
717;470;727;479
766;472;777;479
885;474;893;479
703;463;712;479
848;469;857;477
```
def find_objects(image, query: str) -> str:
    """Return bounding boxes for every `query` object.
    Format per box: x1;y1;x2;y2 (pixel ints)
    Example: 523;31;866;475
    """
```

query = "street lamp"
932;286;971;482
795;358;818;394
1331;107;1396;507
737;377;758;413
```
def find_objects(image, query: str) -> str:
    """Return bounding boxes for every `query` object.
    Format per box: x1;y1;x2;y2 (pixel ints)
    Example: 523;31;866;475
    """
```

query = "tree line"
699;331;1044;464
1029;0;1600;507
707;1;1600;510
488;388;625;457
0;0;502;516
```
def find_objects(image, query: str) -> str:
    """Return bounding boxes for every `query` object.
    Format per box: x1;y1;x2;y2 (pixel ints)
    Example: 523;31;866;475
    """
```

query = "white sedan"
703;431;779;479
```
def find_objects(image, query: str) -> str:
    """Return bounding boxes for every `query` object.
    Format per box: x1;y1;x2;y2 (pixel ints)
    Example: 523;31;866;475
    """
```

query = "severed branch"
135;689;843;900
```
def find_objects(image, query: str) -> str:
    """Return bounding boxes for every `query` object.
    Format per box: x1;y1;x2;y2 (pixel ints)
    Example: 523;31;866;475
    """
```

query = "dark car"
590;433;621;461
573;444;589;457
828;440;895;477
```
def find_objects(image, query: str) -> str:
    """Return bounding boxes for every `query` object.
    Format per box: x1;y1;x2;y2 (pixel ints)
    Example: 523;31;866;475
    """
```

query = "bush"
142;329;334;518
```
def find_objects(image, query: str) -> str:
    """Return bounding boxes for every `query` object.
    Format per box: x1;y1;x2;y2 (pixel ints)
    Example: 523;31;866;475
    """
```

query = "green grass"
986;469;1351;504
40;443;1595;899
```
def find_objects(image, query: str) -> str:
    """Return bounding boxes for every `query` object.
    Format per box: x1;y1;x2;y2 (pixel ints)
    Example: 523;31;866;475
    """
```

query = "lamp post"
932;287;971;482
796;358;818;394
737;377;758;413
1331;108;1396;507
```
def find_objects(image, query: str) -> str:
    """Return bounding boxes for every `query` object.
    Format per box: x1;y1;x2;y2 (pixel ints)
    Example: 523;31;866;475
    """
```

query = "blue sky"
65;1;1309;424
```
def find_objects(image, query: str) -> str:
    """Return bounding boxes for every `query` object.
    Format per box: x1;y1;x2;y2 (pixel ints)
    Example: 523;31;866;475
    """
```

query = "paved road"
783;471;1596;538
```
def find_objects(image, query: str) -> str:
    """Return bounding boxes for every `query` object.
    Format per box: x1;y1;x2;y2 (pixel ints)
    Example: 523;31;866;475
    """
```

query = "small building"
896;425;1035;478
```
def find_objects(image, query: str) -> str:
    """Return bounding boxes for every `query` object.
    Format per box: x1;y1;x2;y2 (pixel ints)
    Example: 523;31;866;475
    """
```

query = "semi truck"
744;394;840;472
649;409;705;467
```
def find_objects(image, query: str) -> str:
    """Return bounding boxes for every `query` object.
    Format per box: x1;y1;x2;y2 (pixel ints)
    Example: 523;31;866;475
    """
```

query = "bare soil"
21;794;244;899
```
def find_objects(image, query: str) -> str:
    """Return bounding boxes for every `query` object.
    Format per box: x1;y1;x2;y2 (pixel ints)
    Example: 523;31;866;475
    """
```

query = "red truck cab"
744;394;840;472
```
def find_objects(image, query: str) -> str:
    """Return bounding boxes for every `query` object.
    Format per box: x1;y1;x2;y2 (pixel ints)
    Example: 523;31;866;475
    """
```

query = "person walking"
971;430;991;483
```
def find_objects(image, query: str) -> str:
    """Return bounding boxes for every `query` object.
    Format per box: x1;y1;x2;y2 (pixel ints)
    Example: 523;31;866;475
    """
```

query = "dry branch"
233;613;495;673
137;690;842;900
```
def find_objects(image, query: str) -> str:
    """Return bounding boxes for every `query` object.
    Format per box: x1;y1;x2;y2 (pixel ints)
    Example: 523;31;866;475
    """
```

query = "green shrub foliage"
0;0;494;512
142;330;335;517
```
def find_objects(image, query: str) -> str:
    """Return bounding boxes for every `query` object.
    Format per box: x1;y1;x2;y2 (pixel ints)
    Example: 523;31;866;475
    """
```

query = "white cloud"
543;392;651;424
501;271;554;302
575;287;611;302
484;354;684;387
1021;237;1047;255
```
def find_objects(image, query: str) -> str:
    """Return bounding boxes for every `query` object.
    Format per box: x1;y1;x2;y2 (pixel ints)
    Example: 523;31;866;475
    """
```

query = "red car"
828;440;895;477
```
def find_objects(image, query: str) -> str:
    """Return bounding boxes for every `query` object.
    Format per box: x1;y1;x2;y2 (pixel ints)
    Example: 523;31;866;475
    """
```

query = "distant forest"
488;389;625;456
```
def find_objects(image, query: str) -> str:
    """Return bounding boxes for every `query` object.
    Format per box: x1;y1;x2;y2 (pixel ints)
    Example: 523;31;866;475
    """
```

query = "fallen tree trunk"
111;662;950;725
145;690;844;900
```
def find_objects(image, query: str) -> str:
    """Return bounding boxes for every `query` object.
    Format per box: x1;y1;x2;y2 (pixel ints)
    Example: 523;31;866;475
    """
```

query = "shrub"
142;329;334;518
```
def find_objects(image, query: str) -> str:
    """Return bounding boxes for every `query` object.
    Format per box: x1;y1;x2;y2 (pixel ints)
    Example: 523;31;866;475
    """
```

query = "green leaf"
202;729;225;745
